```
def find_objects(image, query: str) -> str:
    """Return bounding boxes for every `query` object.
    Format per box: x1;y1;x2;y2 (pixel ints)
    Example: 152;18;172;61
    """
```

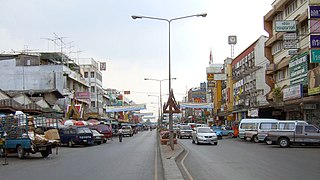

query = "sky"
0;0;274;117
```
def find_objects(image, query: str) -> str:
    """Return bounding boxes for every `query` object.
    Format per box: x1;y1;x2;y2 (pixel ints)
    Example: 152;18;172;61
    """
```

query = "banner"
105;104;146;113
179;103;214;109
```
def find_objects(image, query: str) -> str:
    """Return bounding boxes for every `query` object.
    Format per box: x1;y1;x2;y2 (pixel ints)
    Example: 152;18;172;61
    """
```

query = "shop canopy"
105;104;146;113
179;103;214;109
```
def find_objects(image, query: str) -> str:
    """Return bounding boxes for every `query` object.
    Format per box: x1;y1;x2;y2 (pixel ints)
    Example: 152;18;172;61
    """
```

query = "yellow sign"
310;0;320;5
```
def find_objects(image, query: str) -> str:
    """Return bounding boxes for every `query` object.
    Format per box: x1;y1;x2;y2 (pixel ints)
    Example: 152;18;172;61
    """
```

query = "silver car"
192;127;218;145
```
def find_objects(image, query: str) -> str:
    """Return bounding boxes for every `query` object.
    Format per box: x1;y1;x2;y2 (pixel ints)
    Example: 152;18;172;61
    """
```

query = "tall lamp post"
144;78;176;127
132;13;207;150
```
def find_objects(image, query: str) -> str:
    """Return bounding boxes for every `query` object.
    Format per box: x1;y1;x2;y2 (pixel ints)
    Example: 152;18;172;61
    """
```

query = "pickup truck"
0;114;59;158
265;124;320;148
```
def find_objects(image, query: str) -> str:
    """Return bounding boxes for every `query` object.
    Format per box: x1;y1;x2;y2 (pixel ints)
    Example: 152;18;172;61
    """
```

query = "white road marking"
180;144;194;180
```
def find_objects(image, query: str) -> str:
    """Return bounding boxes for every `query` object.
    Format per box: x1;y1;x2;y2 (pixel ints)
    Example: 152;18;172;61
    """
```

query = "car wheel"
68;140;73;147
265;140;273;145
97;141;101;145
41;150;50;158
213;142;218;145
279;138;290;148
17;145;26;159
253;136;259;143
218;135;222;140
0;148;4;157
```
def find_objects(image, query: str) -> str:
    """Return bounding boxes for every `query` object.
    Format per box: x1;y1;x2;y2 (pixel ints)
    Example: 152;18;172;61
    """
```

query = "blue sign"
310;49;320;63
309;6;320;18
310;35;320;48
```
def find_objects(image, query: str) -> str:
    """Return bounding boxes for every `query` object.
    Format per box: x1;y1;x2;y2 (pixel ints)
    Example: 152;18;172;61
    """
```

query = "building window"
84;72;88;78
91;101;96;107
90;72;95;78
91;86;95;93
285;0;297;17
272;41;284;55
277;69;286;81
300;19;308;36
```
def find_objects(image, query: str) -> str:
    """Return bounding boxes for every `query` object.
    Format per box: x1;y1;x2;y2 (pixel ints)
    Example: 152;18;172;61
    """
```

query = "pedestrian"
118;127;123;142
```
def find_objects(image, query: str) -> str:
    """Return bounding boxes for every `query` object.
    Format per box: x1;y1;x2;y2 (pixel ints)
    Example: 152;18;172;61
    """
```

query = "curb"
158;136;185;180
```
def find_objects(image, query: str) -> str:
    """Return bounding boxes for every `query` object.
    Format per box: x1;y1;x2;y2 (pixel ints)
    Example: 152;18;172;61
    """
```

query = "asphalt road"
178;137;320;180
0;130;163;180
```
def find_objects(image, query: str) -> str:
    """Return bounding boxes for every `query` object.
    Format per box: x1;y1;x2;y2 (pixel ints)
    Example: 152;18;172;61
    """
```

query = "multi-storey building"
0;52;90;116
79;58;104;115
231;35;271;120
264;0;320;126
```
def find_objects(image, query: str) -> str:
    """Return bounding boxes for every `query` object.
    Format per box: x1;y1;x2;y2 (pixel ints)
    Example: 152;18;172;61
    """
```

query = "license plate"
83;140;87;142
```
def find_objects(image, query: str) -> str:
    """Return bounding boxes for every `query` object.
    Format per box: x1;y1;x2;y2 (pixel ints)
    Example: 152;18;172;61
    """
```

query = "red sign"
76;92;90;99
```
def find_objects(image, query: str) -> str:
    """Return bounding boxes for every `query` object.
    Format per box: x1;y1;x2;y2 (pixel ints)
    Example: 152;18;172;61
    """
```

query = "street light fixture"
144;78;177;127
133;13;207;150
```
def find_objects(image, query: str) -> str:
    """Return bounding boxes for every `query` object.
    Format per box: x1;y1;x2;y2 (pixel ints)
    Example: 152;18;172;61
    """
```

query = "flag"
209;49;213;65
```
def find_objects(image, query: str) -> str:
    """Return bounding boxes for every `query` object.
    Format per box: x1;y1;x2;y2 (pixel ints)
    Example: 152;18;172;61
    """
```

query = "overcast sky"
0;0;274;116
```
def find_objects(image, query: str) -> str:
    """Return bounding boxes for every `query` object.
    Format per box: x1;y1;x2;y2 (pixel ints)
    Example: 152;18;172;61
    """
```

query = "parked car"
91;129;106;145
238;118;279;140
211;126;234;139
59;126;94;147
177;125;193;139
192;127;218;145
89;124;112;142
122;126;133;137
265;123;320;148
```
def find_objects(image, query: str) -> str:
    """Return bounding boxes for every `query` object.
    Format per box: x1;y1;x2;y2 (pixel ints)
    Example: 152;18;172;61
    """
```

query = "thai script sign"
275;21;296;32
309;6;320;18
289;52;308;85
310;35;320;48
283;84;303;101
310;49;320;63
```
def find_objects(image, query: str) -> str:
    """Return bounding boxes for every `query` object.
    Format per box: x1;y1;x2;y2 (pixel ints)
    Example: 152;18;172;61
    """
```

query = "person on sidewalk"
118;127;123;142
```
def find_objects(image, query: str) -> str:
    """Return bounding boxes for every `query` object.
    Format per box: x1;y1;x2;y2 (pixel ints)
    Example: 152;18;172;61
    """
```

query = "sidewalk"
159;140;185;180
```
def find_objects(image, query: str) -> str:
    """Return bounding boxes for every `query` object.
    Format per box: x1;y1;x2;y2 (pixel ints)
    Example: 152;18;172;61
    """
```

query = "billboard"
289;52;308;85
309;6;320;18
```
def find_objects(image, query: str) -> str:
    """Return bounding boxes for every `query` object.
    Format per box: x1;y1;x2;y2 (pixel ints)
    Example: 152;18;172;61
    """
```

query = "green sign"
310;49;320;63
289;52;308;85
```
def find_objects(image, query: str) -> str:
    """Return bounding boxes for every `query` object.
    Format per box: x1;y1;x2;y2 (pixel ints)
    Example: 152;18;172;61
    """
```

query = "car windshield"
181;126;191;130
198;128;212;133
77;127;92;134
91;130;100;135
122;126;131;129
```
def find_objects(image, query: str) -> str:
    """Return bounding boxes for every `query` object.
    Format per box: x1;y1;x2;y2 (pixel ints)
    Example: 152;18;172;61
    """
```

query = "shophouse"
264;0;320;126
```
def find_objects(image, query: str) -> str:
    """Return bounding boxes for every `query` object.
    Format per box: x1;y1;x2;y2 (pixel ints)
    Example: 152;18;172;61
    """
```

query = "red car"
89;124;112;142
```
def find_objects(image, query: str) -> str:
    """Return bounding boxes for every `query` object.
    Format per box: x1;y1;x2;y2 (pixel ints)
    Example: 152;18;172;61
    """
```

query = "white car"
192;127;218;145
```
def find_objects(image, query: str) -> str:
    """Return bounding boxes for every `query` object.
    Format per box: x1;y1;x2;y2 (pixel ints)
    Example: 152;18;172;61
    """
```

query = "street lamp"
133;13;207;150
144;78;177;127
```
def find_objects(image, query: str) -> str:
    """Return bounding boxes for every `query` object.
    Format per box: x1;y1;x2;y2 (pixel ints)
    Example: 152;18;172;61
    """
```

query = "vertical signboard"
309;6;320;18
289;52;308;85
100;62;106;71
308;66;320;95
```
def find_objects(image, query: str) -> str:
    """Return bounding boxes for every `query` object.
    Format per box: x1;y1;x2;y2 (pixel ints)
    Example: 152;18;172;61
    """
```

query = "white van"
238;118;279;139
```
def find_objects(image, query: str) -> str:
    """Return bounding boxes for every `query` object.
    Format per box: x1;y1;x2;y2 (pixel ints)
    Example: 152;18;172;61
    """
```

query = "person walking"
118;127;123;142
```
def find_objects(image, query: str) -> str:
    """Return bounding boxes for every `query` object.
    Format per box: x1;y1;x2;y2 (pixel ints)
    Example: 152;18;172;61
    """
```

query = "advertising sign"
228;35;237;45
206;65;223;73
214;73;227;81
288;49;299;55
310;49;320;63
310;0;320;5
275;21;296;32
310;35;320;48
284;40;298;49
76;92;90;99
100;62;106;71
191;90;206;99
283;84;303;101
207;73;214;81
309;6;320;18
283;33;297;40
308;66;320;95
289;52;308;85
207;81;215;88
310;20;320;33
